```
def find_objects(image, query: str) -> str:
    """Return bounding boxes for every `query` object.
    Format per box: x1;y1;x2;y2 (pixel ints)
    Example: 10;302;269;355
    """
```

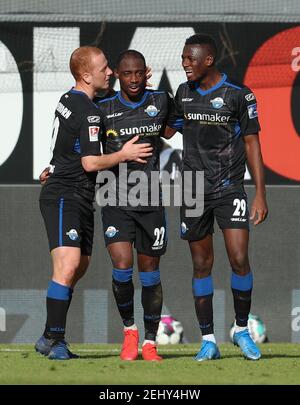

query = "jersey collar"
195;73;227;96
117;91;149;109
69;88;88;96
69;88;99;108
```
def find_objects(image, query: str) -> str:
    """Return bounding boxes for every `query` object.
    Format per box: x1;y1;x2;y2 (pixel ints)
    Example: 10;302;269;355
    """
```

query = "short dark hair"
116;49;146;68
185;34;217;61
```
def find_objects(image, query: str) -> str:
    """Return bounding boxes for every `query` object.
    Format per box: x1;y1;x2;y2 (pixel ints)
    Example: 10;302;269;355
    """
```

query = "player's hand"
39;167;50;185
121;135;153;163
250;193;268;225
146;66;152;87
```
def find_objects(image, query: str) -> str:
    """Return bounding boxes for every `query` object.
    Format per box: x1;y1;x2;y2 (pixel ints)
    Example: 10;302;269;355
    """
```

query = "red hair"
69;46;103;80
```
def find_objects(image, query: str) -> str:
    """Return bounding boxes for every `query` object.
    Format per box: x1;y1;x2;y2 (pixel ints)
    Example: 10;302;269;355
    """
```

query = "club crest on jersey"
66;229;79;241
247;103;258;119
89;126;99;142
105;226;119;238
145;105;159;117
210;97;224;109
181;222;188;235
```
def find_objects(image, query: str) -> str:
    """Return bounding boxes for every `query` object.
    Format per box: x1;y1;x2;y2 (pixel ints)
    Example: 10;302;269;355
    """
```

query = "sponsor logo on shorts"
210;97;225;109
49;164;55;173
182;98;193;102
181;222;188;234
245;93;255;101
105;226;119;238
87;115;101;123
145;105;159;117
89;126;99;142
247;103;258;119
230;218;247;222
66;229;79;240
152;245;164;250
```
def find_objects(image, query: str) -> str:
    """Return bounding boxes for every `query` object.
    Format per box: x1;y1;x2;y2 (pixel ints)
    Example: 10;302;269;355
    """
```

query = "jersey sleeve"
79;109;103;157
238;87;261;136
166;87;184;132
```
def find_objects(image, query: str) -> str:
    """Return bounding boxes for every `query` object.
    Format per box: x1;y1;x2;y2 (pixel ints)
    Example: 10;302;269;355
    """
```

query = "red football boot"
120;329;139;361
142;343;163;361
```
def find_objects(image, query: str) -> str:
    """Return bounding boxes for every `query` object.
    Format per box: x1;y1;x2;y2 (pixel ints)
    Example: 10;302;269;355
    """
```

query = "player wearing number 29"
36;47;153;360
165;34;268;361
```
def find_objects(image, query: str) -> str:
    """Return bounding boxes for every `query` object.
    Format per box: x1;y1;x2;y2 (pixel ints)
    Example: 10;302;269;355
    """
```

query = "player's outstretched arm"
81;135;153;171
245;134;268;225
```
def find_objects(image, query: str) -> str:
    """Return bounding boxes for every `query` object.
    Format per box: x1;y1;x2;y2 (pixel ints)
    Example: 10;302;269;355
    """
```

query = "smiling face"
115;56;147;101
181;44;214;82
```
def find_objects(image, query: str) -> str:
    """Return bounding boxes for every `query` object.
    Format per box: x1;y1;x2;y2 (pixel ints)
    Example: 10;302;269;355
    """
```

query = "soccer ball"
156;315;184;345
229;313;267;344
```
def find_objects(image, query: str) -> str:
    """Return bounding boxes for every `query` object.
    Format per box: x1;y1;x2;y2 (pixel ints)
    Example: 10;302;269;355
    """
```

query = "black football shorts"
40;197;94;255
180;188;250;241
101;206;167;256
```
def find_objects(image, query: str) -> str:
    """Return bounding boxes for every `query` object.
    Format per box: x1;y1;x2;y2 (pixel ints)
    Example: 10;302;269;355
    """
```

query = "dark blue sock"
231;272;253;327
139;270;162;341
44;280;73;341
193;276;214;336
112;268;134;327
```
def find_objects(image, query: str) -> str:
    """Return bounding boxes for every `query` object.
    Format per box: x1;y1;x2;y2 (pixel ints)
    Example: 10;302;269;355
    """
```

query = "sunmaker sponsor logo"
120;123;162;136
185;112;230;123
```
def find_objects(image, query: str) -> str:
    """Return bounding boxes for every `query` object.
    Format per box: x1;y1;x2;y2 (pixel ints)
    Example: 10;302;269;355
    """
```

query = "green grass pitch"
0;343;300;385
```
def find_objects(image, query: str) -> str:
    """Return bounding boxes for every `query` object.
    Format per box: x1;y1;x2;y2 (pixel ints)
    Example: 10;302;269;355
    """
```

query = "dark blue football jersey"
40;89;102;202
97;90;175;210
170;73;261;198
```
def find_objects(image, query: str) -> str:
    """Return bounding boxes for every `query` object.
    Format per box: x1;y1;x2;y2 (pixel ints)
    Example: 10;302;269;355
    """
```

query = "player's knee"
112;259;133;269
192;255;213;278
110;252;132;269
53;259;80;284
230;253;250;275
138;257;159;273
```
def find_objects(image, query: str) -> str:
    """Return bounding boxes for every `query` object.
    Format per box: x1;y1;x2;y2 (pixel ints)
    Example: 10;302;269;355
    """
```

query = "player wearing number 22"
165;34;268;361
96;50;176;361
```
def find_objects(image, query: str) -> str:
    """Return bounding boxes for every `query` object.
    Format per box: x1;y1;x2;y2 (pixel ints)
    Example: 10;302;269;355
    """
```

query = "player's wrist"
117;149;127;163
255;187;266;197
